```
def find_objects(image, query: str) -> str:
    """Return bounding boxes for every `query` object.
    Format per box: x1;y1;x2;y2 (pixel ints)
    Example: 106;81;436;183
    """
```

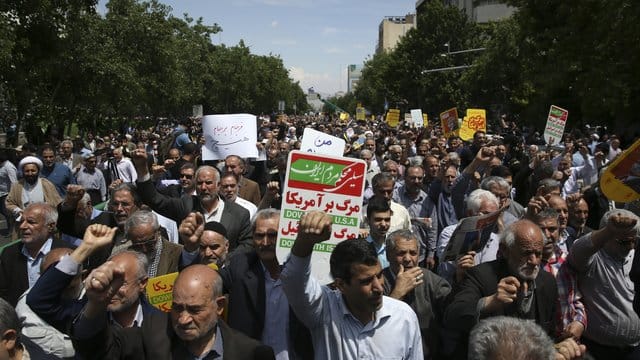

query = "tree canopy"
0;0;308;144
353;0;639;131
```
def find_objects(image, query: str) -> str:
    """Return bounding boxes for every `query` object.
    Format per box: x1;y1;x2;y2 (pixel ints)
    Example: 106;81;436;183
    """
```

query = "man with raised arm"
281;210;423;359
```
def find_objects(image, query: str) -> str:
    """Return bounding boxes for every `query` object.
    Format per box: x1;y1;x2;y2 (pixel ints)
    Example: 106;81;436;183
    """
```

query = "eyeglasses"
129;234;158;251
110;201;133;209
254;231;278;240
180;174;193;179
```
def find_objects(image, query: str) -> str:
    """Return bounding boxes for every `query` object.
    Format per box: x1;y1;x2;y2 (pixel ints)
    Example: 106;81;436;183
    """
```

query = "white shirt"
235;196;257;219
203;196;225;223
115;157;137;183
281;254;424;360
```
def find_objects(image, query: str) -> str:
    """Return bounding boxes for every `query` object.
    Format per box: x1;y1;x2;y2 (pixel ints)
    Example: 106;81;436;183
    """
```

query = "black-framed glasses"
129;234;158;252
180;174;193;179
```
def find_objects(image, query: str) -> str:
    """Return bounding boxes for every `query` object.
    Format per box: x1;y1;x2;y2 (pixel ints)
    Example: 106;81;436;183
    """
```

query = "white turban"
19;156;43;171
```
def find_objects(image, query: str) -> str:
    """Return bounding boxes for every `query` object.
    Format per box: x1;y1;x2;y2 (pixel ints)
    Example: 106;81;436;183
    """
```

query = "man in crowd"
131;148;252;253
367;172;411;234
5;156;62;227
116;210;184;277
568;209;640;359
220;209;313;359
158;163;196;198
73;263;274;359
219;172;257;219
27;224;159;333
437;189;500;285
167;142;197;180
282;210;423;359
16;247;77;359
0;297;35;359
383;229;451;358
0;203;67;306
392;165;438;268
111;147;137;184
58;139;83;171
179;214;229;268
363;196;393;269
444;220;558;359
566;196;592;241
40;144;76;197
74;152;107;205
225;155;262;206
468;316;585;360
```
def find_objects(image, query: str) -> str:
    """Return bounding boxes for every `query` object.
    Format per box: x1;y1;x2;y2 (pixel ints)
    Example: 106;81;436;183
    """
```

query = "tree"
355;1;480;117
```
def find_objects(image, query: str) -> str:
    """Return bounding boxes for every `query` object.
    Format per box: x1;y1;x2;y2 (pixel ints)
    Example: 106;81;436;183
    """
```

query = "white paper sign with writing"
276;151;367;284
201;114;258;160
411;109;423;128
300;128;345;157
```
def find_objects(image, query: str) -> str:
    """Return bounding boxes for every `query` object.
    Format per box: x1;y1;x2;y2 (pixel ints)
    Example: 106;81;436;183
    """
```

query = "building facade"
376;14;417;55
416;0;514;23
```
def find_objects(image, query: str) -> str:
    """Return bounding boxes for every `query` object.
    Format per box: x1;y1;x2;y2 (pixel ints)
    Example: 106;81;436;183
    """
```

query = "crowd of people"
0;113;637;360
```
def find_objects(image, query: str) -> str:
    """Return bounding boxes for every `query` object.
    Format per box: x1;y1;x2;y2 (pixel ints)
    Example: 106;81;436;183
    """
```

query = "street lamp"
423;46;487;73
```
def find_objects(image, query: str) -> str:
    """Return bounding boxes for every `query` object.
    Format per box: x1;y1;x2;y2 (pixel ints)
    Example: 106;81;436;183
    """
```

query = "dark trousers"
582;337;640;360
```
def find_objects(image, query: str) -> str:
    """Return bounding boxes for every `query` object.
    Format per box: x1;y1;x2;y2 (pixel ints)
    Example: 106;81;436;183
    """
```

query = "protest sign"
460;109;487;141
442;207;505;262
410;109;423;128
440;108;459;136
339;112;349;122
202;114;258;160
356;106;366;121
300;128;345;156
276;151;367;284
386;109;400;127
600;137;640;202
423;114;429;127
543;105;569;146
146;263;218;312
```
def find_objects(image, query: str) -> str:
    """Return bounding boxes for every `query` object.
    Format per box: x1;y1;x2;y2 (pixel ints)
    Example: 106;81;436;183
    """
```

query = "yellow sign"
356;107;366;121
386;109;400;127
339;112;349;122
423;114;428;127
600;138;640;203
460;109;487;141
146;263;218;312
440;108;459;136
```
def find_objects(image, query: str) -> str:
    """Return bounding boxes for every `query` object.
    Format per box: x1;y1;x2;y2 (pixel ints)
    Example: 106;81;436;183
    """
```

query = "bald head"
174;265;223;299
171;265;225;343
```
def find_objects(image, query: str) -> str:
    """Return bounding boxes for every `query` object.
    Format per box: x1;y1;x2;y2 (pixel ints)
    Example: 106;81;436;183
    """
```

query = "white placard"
300;128;345;156
411;109;423;128
276;151;367;284
202;114;258;160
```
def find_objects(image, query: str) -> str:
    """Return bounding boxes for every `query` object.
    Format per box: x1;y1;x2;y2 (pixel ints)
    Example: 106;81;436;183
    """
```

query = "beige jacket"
5;178;62;221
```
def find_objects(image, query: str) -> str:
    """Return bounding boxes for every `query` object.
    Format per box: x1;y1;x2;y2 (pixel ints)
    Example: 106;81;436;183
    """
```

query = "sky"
98;0;417;95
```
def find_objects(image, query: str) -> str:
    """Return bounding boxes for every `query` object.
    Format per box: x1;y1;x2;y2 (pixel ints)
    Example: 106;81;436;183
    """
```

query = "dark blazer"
443;258;557;359
383;267;451;360
220;251;314;359
73;311;274;360
0;237;68;306
27;264;159;334
136;179;253;252
56;205;175;271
